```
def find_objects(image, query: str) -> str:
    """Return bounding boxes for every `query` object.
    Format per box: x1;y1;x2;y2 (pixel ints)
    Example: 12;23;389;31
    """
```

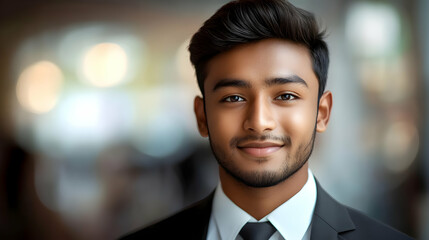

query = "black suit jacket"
120;181;413;240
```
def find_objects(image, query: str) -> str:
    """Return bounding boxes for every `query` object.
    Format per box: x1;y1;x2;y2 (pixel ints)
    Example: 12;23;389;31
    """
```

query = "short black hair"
189;0;329;98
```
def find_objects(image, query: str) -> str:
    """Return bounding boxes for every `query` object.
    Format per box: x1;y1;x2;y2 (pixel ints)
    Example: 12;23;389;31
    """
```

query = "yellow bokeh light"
16;61;63;114
82;42;128;87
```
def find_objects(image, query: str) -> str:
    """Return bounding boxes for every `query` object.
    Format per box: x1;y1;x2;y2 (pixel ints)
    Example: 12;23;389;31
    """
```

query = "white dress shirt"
207;169;317;240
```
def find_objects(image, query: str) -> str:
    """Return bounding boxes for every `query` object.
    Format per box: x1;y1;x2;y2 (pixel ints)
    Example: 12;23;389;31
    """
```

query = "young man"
121;0;413;239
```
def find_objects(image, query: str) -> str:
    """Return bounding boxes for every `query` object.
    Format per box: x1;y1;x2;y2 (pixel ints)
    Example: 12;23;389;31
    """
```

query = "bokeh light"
57;24;145;87
132;87;193;161
346;2;401;58
82;43;128;87
52;91;135;153
358;58;413;103
16;61;63;114
382;121;419;173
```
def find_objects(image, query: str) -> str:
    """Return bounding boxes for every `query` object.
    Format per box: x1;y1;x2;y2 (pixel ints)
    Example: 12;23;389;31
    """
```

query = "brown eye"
275;94;296;101
224;95;245;102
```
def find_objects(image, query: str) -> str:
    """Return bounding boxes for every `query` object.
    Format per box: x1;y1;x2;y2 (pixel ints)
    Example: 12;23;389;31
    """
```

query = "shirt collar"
212;169;317;240
212;182;252;240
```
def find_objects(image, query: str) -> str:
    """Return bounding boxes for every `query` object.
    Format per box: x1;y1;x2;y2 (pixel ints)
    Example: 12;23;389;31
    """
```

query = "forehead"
204;38;318;91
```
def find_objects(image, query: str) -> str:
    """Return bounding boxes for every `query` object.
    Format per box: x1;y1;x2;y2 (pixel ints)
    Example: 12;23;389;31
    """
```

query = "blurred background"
0;0;427;239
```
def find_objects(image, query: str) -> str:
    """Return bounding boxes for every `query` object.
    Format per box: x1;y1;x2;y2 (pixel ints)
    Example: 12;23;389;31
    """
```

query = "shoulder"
312;179;413;240
342;206;414;240
119;192;214;240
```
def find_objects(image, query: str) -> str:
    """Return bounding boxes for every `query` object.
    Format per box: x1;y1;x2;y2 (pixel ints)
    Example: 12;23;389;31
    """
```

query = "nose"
243;97;277;133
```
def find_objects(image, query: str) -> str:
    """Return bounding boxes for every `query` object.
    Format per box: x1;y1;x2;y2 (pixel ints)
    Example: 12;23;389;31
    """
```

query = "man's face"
194;39;332;188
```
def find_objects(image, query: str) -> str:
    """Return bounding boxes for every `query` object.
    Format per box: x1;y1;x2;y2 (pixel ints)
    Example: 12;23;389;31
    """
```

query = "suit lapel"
310;180;355;240
310;214;339;240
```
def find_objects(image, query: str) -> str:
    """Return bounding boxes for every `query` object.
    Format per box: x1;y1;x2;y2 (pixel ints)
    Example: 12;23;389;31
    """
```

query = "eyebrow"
212;75;308;92
212;79;251;92
265;75;308;88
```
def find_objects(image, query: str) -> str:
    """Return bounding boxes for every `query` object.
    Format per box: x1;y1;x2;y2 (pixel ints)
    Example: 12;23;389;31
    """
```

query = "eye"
275;93;297;101
223;95;245;102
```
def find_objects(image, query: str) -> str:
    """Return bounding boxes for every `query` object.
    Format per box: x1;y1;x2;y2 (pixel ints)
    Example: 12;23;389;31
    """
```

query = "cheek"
278;104;317;138
206;106;241;141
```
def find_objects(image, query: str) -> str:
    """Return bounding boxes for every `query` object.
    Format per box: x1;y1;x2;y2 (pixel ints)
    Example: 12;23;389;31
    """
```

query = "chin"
235;171;289;188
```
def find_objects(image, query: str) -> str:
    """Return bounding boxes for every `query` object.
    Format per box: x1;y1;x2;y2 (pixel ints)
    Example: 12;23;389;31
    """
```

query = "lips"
237;141;284;157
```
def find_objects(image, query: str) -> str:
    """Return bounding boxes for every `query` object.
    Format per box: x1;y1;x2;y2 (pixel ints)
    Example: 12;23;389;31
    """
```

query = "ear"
316;91;333;133
194;96;209;137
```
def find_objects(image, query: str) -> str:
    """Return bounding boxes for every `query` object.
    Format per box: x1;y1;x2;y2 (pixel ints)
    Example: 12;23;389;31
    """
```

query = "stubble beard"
209;130;316;188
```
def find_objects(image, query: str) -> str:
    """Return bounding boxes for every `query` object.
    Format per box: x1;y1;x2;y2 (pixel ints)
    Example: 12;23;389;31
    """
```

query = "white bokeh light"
346;2;401;57
32;90;135;155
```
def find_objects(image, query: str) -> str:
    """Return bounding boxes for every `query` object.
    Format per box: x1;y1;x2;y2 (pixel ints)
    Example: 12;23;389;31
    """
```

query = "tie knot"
239;222;276;240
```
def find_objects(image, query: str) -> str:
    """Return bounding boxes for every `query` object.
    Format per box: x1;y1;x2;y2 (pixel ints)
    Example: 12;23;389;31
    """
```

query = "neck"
219;162;309;220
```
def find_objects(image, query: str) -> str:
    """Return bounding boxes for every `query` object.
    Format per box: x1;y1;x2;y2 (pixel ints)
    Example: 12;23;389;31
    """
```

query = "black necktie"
239;222;276;240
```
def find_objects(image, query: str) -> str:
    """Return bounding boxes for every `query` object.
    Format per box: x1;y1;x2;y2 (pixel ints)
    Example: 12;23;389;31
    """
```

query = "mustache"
230;134;291;148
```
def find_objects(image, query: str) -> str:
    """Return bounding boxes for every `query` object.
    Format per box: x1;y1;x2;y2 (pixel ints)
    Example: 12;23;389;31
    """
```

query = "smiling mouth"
237;142;284;157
